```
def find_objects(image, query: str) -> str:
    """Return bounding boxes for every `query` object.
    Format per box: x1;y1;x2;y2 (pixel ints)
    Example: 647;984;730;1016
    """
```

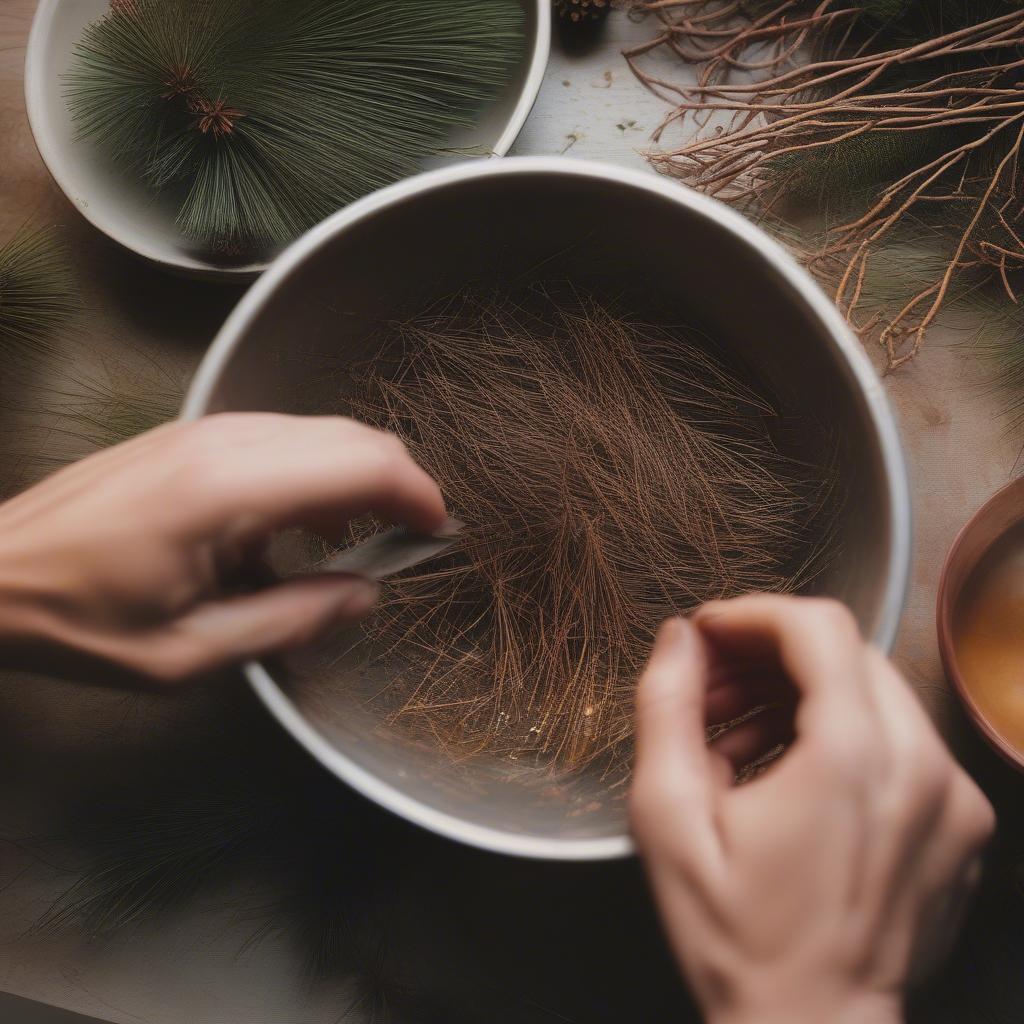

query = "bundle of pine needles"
65;0;524;255
627;1;1024;367
346;292;839;775
0;225;75;358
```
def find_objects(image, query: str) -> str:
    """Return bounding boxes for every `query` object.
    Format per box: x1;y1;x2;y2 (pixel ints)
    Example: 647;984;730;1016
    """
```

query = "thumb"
632;618;720;849
165;574;380;678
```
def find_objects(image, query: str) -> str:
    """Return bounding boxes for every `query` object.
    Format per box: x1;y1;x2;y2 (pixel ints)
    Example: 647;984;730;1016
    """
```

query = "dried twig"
627;1;1024;367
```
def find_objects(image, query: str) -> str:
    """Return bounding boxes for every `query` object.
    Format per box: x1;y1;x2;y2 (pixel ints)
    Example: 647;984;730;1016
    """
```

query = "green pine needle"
767;128;975;212
0;225;76;355
861;0;912;20
52;368;183;453
65;0;525;256
967;300;1024;433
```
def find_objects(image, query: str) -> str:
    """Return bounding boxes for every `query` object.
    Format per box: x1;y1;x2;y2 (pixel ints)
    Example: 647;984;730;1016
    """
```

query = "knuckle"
140;634;214;684
899;760;949;819
181;413;275;454
331;414;372;437
179;421;261;483
976;802;997;845
959;778;997;845
868;765;937;843
349;420;405;451
359;439;403;479
914;759;952;811
125;650;188;685
174;453;228;505
182;414;237;449
891;730;949;801
166;422;232;483
803;597;859;639
145;660;191;686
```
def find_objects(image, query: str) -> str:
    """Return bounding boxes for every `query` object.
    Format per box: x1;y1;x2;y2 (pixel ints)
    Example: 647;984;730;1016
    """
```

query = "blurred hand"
0;414;445;683
631;596;995;1024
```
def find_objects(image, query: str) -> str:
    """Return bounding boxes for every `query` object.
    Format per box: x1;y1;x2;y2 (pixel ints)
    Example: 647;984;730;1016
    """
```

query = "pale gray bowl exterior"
183;158;912;861
25;0;550;279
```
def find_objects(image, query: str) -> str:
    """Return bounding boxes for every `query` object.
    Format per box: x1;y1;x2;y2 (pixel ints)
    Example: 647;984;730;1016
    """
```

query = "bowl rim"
936;475;1024;773
24;0;551;279
182;156;913;860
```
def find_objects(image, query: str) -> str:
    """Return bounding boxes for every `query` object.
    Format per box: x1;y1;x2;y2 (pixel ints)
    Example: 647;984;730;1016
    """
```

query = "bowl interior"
26;0;544;278
191;166;906;852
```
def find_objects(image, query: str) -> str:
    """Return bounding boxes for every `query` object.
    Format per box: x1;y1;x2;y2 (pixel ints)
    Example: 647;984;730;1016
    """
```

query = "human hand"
631;596;995;1024
0;414;445;683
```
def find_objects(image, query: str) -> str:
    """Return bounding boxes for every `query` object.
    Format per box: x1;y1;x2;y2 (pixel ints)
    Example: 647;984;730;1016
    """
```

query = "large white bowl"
182;157;911;860
25;0;550;279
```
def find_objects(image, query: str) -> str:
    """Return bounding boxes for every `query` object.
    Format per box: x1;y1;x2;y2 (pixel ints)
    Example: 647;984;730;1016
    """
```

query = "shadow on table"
4;679;1022;1024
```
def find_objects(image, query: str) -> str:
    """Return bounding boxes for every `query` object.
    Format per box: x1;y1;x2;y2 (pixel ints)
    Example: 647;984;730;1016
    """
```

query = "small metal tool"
321;517;465;580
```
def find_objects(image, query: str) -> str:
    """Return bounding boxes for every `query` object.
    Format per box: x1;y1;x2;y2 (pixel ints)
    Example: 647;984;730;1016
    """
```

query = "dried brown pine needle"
346;292;839;775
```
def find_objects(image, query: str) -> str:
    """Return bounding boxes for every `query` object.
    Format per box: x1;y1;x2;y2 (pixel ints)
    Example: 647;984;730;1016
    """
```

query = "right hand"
0;414;446;684
630;596;995;1024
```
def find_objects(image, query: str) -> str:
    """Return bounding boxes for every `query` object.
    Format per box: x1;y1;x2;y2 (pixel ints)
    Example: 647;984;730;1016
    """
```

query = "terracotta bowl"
937;476;1024;772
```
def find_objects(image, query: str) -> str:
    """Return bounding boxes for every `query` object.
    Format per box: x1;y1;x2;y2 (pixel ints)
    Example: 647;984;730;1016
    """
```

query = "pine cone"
554;0;611;25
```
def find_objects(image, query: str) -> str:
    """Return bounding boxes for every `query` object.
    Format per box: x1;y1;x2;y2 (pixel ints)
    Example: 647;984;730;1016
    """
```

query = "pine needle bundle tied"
345;292;840;776
627;1;1024;368
0;225;76;357
65;0;524;255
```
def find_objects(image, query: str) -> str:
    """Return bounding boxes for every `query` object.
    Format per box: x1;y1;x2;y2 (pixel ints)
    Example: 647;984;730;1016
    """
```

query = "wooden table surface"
1;4;1023;1023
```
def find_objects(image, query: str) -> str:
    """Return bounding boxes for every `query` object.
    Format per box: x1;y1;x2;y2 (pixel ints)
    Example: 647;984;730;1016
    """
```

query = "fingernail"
659;616;692;650
693;600;722;621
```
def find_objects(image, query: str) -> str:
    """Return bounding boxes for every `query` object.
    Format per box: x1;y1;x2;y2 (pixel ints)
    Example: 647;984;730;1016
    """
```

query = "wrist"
710;990;902;1024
